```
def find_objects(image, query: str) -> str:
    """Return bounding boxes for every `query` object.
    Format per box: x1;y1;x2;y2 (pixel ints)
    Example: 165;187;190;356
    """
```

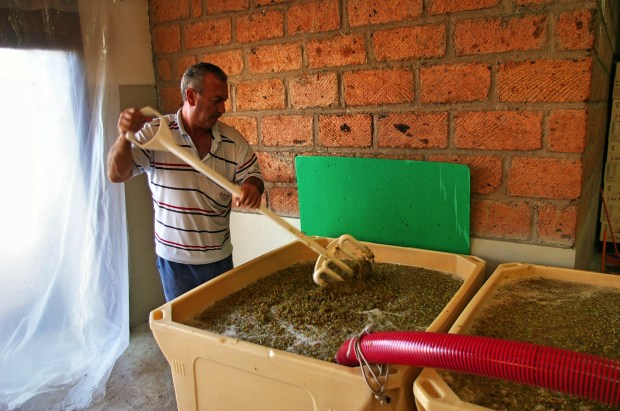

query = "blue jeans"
156;255;234;302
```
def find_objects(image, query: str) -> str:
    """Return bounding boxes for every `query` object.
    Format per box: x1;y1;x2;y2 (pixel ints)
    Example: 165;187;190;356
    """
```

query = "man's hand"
107;108;150;183
234;177;264;209
118;107;150;135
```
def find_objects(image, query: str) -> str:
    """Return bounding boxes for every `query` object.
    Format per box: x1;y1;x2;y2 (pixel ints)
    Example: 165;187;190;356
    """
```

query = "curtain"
0;1;128;409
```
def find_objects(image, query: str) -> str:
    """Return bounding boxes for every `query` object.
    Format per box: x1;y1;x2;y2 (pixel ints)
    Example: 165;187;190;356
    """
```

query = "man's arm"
107;133;134;183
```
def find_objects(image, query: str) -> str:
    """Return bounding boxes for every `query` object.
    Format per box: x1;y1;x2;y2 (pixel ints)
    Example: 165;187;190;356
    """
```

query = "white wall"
230;213;581;277
108;0;163;326
110;0;155;85
230;212;299;266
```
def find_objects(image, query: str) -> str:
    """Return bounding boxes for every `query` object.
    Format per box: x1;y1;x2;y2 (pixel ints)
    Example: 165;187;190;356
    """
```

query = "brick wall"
148;0;618;252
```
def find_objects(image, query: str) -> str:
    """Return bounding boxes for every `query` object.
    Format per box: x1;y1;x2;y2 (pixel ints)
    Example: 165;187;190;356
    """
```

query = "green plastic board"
296;156;470;254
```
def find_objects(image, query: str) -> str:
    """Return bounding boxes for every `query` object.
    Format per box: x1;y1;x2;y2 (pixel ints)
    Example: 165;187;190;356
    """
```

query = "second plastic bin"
413;262;620;411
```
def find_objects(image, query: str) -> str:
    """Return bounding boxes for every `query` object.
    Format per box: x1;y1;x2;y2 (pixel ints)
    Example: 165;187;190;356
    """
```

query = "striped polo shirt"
130;109;263;265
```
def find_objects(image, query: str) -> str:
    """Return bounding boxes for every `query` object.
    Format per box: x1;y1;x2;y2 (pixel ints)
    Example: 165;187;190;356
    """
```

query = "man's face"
191;74;228;130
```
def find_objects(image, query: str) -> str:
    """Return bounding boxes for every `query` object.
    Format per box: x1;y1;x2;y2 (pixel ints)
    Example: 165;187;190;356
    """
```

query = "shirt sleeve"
218;122;264;186
235;148;263;186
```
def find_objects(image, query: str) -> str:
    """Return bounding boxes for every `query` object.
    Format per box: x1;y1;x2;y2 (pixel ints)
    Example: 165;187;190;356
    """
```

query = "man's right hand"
118;107;150;135
107;108;150;183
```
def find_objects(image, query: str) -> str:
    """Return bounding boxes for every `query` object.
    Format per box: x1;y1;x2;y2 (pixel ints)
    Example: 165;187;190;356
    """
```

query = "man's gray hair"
180;62;228;102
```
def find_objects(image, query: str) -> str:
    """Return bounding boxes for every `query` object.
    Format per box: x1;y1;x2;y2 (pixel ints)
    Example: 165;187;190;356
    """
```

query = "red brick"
498;59;592;102
373;24;446;61
454;15;546;56
429;155;503;194
176;55;197;81
428;0;498;14
256;151;296;183
471;200;531;240
190;0;202;18
537;203;577;245
149;0;189;23
248;42;302;74
220;115;258;145
347;0;422;26
556;9;596;51
152;25;181;54
547;109;587;153
454;111;542;151
262;115;313;147
420;63;490;103
156;58;172;82
307;34;366;68
268;187;299;216
236;10;284;43
287;0;340;35
236;79;286;111
206;0;248;14
377;112;448;149
201;49;244;76
184;18;232;49
318;114;372;147
508;157;583;199
290;72;338;109
344;69;413;106
159;85;182;113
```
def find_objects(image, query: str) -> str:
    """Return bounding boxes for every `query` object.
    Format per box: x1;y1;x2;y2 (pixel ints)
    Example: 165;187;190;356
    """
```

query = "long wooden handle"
126;106;332;259
157;126;331;259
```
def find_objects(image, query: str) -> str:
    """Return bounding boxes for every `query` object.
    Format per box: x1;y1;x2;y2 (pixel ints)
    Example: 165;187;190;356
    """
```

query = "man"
107;62;264;301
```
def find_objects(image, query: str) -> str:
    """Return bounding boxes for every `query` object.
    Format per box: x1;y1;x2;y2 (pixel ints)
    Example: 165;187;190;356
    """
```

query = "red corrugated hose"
335;331;620;407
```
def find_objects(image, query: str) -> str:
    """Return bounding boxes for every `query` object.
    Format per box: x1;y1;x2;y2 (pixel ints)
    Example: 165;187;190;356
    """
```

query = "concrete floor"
85;322;177;411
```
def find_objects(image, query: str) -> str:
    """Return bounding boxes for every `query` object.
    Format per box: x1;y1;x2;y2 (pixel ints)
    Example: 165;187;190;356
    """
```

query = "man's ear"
186;88;198;106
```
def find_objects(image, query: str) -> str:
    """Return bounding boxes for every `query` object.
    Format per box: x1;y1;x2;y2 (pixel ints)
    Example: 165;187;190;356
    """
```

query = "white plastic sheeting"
0;1;128;409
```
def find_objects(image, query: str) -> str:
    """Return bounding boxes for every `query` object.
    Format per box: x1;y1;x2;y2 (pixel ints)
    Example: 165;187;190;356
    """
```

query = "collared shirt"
130;109;263;264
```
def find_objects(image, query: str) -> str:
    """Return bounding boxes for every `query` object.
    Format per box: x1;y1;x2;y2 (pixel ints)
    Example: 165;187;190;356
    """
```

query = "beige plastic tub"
413;263;620;411
149;238;486;411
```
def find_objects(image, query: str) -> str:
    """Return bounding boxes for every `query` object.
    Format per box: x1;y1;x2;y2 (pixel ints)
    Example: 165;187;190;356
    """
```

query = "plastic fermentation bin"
413;263;620;411
149;239;486;411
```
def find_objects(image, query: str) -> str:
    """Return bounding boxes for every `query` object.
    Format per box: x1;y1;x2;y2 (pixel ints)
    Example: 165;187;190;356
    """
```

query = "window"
0;3;128;409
